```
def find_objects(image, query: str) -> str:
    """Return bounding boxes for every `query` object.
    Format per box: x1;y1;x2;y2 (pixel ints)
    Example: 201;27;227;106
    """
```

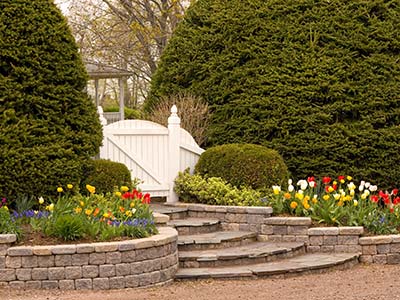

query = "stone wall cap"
359;236;392;245
51;245;77;255
286;217;312;226
308;227;339;235
7;246;33;256
245;207;273;215
0;234;17;244
263;217;288;225
338;227;364;235
153;212;169;224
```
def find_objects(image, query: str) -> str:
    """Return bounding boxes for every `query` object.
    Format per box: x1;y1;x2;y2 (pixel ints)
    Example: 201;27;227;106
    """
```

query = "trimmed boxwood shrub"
148;0;400;188
82;159;132;194
0;0;102;198
195;143;289;190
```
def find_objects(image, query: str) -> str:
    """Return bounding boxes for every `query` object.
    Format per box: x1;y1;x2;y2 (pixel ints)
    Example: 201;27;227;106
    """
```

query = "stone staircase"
152;204;360;280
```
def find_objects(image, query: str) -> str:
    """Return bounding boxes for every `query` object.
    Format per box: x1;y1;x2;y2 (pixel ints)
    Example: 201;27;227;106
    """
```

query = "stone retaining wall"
171;203;273;233
169;203;400;264
0;227;178;290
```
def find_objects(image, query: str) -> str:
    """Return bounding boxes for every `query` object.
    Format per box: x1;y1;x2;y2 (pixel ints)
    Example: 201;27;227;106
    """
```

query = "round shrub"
0;0;102;199
82;159;132;194
195;144;289;190
148;0;400;188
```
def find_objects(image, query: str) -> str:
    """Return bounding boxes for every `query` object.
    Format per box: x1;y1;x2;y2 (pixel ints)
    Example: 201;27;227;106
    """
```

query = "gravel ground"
2;264;400;300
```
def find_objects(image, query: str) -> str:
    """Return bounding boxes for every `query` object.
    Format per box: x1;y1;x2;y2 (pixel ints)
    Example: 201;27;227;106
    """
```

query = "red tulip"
322;177;331;184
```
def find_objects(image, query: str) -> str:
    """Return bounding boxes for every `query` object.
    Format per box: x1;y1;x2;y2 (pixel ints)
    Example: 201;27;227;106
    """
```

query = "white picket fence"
98;105;204;203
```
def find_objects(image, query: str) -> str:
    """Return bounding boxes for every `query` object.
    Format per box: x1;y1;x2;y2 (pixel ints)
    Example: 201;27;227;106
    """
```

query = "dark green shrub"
0;0;102;199
104;106;142;119
195;144;288;190
82;159;132;194
148;0;400;188
174;170;265;206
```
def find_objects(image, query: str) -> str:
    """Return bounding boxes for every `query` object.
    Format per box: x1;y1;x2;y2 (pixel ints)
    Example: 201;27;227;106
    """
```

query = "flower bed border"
170;203;400;264
0;225;178;290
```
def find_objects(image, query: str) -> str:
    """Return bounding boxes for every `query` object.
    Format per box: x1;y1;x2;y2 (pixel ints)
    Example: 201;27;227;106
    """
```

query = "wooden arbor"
85;61;133;123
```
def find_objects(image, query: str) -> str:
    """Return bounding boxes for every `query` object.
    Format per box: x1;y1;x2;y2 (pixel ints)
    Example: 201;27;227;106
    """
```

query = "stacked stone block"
359;235;400;264
173;203;272;233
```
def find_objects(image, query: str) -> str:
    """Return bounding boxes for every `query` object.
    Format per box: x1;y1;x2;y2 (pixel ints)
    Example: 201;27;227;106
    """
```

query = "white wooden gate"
98;105;204;203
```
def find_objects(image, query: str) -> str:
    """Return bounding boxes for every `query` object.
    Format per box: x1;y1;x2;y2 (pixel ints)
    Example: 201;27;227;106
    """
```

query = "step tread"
176;253;359;279
150;203;188;214
179;241;304;261
178;231;256;245
168;218;220;227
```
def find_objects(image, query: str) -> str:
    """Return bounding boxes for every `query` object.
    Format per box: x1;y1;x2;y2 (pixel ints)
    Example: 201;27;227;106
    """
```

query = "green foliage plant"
148;0;400;188
47;215;86;241
82;159;132;194
174;170;265;206
195;143;289;191
0;206;21;238
0;0;102;199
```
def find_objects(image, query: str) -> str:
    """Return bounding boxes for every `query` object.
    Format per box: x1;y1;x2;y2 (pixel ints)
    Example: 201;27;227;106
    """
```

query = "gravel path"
2;264;400;300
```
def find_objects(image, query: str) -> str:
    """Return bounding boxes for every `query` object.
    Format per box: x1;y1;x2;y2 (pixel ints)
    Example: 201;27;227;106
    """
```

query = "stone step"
168;218;221;235
176;252;360;280
150;203;188;220
178;231;257;251
179;241;305;268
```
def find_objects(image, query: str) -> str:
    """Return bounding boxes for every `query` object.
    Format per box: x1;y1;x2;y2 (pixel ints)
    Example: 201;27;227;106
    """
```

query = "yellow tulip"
38;197;44;204
67;184;73;189
86;184;96;194
272;185;281;195
57;187;63;193
303;202;310;210
74;207;82;214
328;186;334;193
323;195;330;201
347;176;352;181
121;186;129;192
115;191;122;197
353;200;358;207
80;201;85;207
85;209;93;215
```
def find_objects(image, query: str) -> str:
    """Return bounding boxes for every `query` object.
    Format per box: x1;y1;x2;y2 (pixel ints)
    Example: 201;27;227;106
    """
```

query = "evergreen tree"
148;0;400;187
0;0;102;198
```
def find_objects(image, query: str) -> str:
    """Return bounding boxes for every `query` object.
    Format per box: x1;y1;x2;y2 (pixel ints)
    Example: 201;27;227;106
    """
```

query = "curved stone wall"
0;227;178;290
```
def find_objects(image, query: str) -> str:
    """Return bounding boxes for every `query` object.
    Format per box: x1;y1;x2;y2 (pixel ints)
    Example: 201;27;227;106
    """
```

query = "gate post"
167;105;181;203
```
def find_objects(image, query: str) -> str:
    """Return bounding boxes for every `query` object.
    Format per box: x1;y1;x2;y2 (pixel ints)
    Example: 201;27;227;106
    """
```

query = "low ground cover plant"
174;170;264;206
0;184;157;242
268;176;400;234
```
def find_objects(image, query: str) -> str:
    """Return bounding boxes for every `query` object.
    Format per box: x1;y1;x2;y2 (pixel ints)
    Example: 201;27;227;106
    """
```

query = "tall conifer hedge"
148;0;400;187
0;0;102;198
